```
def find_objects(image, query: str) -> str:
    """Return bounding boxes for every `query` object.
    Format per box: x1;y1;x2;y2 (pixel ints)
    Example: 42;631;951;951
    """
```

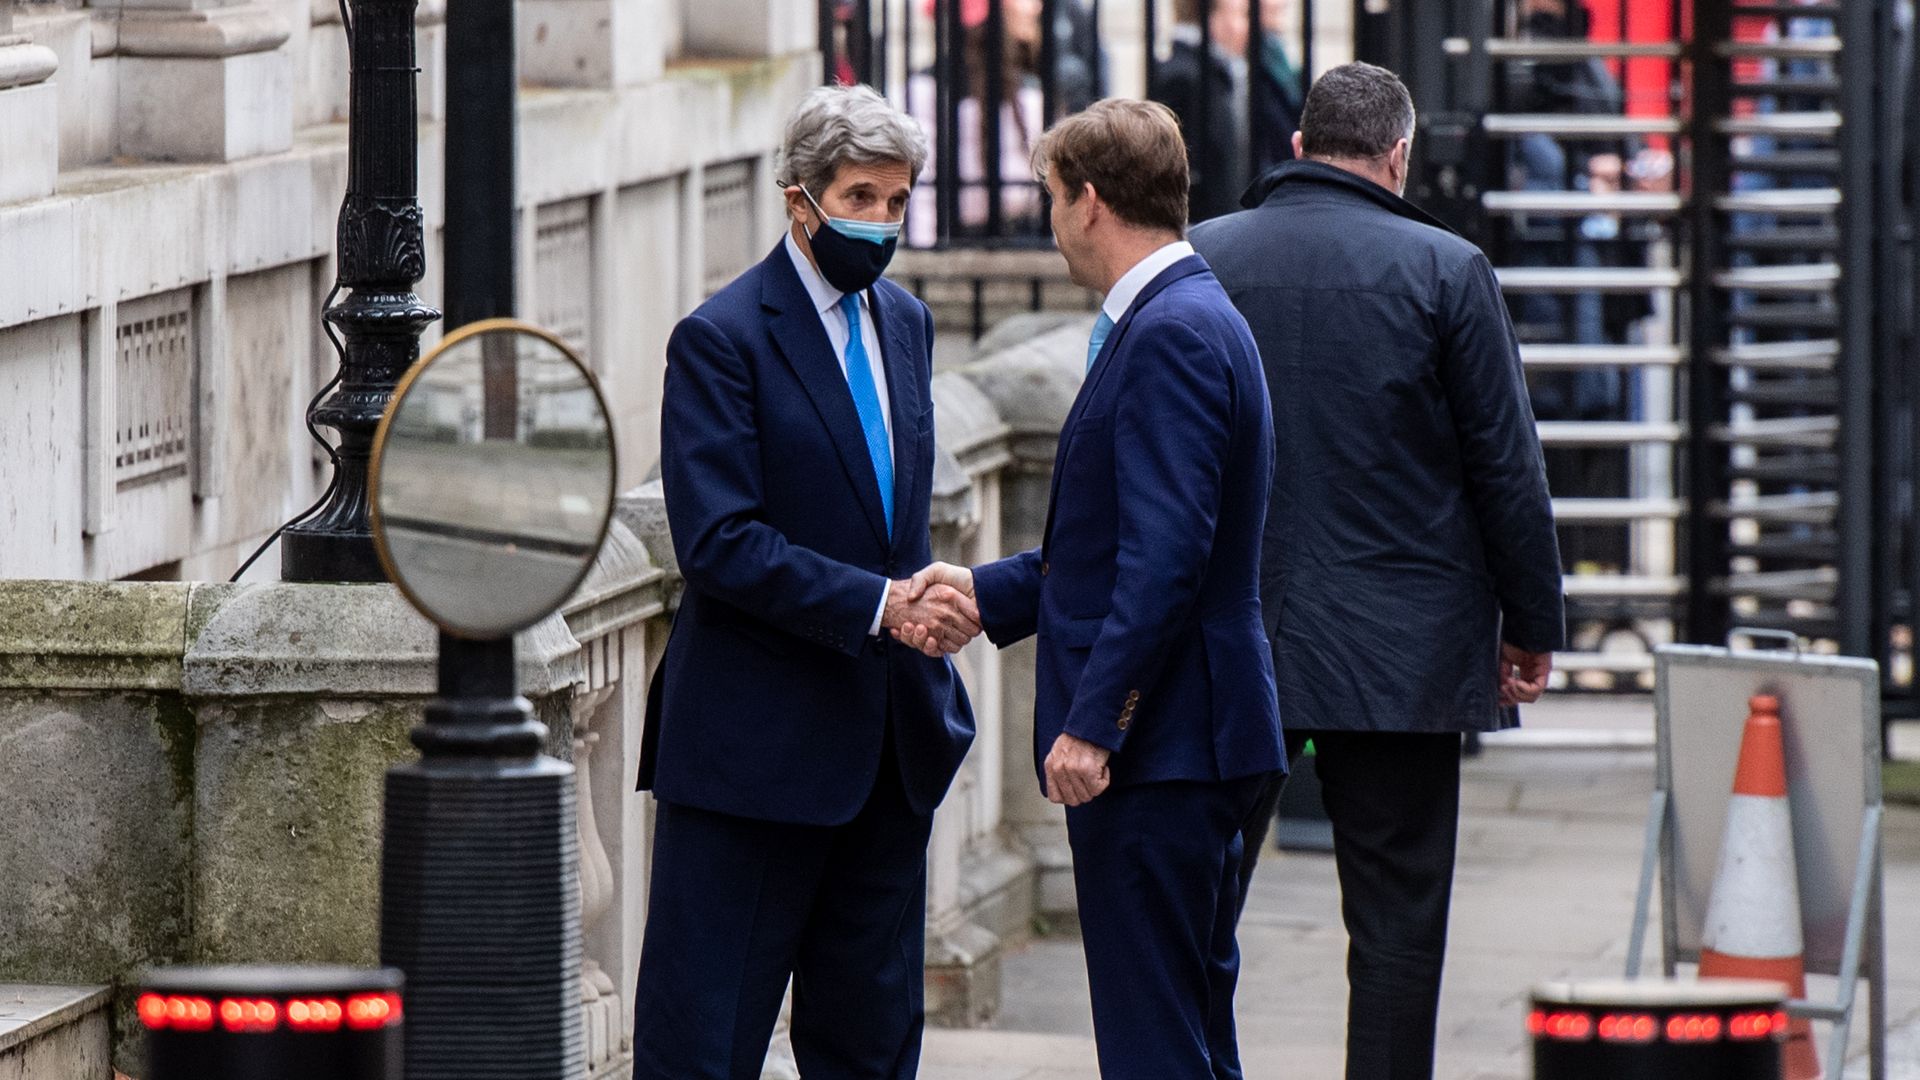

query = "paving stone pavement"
921;701;1920;1080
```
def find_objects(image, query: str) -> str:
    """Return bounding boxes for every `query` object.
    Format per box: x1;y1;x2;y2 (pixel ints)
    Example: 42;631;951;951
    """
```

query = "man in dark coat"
1150;0;1301;225
1190;62;1565;1080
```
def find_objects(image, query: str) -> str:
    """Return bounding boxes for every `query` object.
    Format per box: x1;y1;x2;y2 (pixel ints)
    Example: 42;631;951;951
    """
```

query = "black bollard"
1529;978;1787;1080
139;966;402;1080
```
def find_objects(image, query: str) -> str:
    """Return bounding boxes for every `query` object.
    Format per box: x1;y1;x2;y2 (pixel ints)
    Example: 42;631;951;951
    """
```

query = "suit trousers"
1239;730;1463;1080
1068;775;1273;1080
632;736;933;1080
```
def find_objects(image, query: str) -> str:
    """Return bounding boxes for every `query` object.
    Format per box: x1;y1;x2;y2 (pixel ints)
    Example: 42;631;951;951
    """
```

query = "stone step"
0;985;113;1080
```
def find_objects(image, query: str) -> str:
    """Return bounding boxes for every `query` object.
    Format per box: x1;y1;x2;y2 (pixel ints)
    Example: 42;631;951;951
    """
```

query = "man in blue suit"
632;84;980;1080
901;99;1284;1080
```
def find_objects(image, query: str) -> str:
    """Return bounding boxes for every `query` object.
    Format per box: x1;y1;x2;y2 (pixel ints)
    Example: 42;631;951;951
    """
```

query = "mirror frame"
368;316;619;640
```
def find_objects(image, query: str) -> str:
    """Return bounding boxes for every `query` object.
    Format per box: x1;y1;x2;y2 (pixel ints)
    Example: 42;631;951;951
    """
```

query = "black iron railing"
822;0;1318;247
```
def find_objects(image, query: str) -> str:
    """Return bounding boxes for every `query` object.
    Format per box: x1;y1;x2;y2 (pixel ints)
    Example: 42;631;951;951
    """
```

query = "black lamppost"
373;0;588;1074
283;0;439;583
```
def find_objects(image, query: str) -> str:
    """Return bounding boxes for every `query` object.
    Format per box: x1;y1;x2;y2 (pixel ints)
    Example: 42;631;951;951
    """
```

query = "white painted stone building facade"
0;0;814;581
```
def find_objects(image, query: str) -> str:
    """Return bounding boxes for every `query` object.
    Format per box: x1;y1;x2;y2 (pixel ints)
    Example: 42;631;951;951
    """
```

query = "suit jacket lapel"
760;247;892;550
1041;255;1213;553
871;285;922;552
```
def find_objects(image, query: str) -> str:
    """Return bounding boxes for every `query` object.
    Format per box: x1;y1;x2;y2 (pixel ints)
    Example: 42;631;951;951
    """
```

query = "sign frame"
1627;636;1887;1080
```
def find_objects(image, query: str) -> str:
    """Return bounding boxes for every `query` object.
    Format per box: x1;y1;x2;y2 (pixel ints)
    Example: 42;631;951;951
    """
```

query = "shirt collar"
784;227;856;318
1101;240;1195;324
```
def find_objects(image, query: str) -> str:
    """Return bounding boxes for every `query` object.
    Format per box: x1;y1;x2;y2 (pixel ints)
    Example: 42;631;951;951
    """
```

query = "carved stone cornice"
114;4;290;58
0;37;57;89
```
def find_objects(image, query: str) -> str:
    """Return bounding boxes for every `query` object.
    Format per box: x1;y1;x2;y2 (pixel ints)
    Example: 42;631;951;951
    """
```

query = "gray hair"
777;84;929;194
1299;62;1417;160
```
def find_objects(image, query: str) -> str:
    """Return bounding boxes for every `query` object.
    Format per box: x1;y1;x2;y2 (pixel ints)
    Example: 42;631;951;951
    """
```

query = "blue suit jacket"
639;243;975;826
973;256;1284;789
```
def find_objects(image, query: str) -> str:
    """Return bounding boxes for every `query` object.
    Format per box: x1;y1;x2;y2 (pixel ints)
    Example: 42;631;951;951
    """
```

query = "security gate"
1362;0;1914;723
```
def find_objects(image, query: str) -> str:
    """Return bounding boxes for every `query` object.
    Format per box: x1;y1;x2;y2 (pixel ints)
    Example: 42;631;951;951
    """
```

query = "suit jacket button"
1126;690;1141;703
1117;718;1130;731
1041;561;1050;576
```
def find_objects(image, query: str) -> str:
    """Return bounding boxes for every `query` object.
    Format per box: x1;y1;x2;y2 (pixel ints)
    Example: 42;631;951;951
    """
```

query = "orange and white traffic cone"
1697;693;1822;1079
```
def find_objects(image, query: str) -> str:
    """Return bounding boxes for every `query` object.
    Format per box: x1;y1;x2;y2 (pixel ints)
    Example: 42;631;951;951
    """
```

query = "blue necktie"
1086;311;1115;373
838;293;894;536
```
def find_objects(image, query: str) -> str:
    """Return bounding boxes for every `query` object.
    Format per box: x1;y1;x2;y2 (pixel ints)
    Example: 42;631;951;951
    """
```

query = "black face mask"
801;187;903;295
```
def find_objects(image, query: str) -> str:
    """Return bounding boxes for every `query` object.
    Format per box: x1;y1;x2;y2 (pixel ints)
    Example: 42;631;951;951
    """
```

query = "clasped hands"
888;563;1111;805
883;561;981;658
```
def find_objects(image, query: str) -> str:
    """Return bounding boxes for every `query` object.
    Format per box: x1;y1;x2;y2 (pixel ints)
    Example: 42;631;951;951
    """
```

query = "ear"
783;184;812;226
1291;130;1305;160
1391;137;1411;174
1080;181;1101;224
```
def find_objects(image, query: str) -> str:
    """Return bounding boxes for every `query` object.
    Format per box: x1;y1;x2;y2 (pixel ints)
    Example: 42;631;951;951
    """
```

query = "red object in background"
1581;0;1677;147
924;0;993;27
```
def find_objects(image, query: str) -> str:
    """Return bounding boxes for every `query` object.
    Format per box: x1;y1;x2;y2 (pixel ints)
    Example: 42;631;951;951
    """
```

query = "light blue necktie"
1086;311;1115;373
838;293;895;536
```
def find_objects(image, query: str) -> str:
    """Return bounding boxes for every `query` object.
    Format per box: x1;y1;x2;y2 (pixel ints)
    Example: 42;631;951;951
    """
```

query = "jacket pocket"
1046;612;1107;650
1201;615;1274;713
696;601;797;658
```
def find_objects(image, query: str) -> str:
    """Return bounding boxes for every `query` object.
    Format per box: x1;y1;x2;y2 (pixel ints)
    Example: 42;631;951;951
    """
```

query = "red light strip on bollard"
345;992;404;1031
1596;1013;1658;1043
1727;1010;1789;1040
138;992;401;1034
287;998;346;1032
1527;1010;1594;1040
1528;1008;1789;1044
217;998;280;1033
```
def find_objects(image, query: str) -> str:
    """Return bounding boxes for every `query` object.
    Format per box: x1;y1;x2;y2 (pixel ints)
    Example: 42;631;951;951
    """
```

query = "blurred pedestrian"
908;0;1099;244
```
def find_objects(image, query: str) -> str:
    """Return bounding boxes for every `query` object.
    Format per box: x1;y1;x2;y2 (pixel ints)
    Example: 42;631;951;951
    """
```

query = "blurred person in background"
1152;0;1301;224
908;0;1106;245
1505;0;1669;578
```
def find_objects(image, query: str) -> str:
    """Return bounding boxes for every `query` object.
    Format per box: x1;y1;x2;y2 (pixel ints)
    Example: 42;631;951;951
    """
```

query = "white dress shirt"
784;229;896;636
1100;240;1197;327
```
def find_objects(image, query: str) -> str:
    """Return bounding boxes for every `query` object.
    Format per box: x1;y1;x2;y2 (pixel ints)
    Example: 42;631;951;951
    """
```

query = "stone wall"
0;0;813;581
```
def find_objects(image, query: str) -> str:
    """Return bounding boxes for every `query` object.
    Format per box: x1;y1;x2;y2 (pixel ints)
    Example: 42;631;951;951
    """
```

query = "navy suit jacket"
639;243;975;826
973;256;1284;789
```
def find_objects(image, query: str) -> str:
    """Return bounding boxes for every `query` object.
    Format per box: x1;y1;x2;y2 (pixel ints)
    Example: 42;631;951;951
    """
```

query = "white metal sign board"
1653;643;1880;970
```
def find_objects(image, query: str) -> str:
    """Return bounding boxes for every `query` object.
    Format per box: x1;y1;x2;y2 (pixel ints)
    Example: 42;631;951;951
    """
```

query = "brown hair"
1033;98;1190;234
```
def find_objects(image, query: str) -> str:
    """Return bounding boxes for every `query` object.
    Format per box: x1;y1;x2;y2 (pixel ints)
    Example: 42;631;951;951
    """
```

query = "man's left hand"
1498;643;1553;706
1044;733;1111;806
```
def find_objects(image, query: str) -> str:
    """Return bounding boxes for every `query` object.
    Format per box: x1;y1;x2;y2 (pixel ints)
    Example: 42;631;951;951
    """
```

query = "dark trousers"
1240;730;1463;1080
632;745;933;1080
1068;775;1273;1080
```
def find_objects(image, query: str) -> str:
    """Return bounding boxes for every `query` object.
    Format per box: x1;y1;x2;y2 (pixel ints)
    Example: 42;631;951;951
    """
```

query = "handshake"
883;562;980;658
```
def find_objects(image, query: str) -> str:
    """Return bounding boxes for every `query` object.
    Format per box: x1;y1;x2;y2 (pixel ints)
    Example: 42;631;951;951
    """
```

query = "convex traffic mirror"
370;318;616;638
